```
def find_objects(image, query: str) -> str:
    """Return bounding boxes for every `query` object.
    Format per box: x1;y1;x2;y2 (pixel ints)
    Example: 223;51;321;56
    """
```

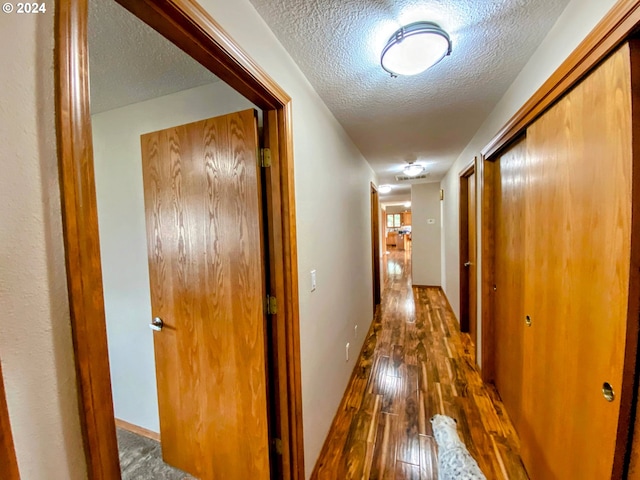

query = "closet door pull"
602;382;615;402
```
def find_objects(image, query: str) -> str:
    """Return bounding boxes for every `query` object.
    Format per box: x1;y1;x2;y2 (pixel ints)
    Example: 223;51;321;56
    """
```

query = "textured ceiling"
249;0;571;198
88;0;219;114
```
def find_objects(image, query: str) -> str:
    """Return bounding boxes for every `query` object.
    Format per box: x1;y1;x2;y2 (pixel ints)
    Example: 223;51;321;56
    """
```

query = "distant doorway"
371;184;381;311
459;160;477;357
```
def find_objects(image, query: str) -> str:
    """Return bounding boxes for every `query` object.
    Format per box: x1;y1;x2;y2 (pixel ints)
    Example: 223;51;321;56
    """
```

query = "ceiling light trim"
381;21;452;77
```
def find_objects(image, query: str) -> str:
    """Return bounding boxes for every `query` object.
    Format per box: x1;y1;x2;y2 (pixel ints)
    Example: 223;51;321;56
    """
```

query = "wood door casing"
0;361;19;480
493;137;526;434
141;109;270;479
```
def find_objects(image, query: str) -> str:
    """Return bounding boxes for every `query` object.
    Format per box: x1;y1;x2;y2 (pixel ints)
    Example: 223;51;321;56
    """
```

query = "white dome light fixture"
404;202;412;208
403;162;424;177
378;185;393;194
381;21;452;77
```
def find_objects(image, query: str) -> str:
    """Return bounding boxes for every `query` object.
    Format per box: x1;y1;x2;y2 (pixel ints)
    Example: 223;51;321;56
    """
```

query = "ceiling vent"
395;172;430;183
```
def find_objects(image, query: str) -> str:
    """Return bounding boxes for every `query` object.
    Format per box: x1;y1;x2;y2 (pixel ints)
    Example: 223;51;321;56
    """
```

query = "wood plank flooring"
311;249;529;479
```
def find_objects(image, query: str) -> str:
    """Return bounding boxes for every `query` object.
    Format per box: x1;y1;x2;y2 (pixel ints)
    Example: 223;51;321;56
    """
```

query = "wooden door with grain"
493;137;527;432
141;109;271;479
522;44;633;479
467;171;477;353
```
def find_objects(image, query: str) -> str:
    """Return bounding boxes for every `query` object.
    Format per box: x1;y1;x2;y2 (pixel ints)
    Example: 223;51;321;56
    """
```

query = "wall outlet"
310;269;317;292
354;324;358;339
346;342;350;361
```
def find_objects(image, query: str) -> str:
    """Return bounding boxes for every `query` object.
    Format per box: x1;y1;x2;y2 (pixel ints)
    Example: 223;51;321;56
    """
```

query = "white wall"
0;6;87;480
92;81;256;433
440;0;618;361
411;184;442;286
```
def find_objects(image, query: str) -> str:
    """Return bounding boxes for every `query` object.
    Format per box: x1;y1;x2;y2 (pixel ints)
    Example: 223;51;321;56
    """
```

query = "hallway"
311;250;528;479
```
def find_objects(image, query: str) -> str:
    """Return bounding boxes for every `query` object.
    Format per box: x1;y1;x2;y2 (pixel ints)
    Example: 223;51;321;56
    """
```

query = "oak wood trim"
482;0;640;159
275;102;306;480
458;160;475;333
0;361;20;480
114;0;290;110
115;419;160;442
55;1;304;478
620;39;640;480
55;1;120;479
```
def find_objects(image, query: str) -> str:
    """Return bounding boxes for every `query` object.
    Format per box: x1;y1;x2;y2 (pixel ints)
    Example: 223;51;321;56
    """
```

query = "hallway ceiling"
88;0;219;114
249;0;571;198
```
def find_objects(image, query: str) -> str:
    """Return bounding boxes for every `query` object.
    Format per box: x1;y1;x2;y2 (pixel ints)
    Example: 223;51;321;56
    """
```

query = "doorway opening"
370;184;381;312
56;0;304;478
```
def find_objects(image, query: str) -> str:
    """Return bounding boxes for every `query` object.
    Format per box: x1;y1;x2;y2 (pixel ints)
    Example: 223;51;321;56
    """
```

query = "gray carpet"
117;428;196;479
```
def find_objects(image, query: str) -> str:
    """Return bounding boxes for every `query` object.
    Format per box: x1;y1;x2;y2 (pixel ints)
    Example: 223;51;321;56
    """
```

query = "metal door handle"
149;317;164;331
464;262;471;267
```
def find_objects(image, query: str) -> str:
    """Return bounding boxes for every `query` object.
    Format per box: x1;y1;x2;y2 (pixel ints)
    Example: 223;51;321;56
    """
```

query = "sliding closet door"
522;43;633;479
493;137;527;431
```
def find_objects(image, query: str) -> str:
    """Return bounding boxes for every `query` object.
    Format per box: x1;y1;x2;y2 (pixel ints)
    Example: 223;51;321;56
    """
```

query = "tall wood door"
467;172;477;353
520;44;632;479
141;109;271;479
493;137;526;433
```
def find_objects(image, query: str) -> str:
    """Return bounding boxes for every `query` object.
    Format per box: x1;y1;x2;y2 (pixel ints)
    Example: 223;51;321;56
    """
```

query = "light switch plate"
311;269;317;292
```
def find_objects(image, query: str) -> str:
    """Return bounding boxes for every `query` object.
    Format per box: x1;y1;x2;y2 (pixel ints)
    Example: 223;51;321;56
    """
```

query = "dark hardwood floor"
311;249;528;479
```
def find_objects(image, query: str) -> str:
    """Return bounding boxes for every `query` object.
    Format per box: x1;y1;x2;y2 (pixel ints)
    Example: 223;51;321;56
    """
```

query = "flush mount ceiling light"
404;202;411;208
378;185;393;194
403;162;424;177
381;21;452;77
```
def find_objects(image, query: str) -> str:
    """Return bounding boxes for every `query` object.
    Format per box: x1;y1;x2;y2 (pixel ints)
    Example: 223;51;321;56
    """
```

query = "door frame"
370;183;381;311
458;159;476;334
0;361;19;480
55;1;304;479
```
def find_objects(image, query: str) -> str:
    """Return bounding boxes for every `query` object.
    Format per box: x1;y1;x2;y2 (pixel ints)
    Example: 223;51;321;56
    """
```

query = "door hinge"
260;148;272;167
267;295;278;315
273;438;283;455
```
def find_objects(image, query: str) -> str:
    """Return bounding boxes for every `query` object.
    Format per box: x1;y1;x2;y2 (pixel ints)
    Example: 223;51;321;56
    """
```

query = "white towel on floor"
431;414;487;480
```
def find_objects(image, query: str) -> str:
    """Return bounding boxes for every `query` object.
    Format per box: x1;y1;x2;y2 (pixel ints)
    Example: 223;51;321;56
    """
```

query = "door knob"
149;317;164;331
464;261;471;267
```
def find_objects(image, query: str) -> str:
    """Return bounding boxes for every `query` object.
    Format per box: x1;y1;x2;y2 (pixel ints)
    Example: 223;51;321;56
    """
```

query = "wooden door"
371;185;381;309
459;163;477;344
521;45;632;479
493;138;526;432
141;109;270;479
467;172;477;352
